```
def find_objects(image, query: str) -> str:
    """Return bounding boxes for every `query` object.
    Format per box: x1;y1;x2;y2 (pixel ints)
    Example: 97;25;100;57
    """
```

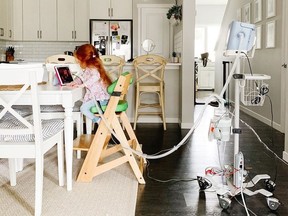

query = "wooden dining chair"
133;54;167;130
0;63;64;216
100;55;125;81
73;72;145;184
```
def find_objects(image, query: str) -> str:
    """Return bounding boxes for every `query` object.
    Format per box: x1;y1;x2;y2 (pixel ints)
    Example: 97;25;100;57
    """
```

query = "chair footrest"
73;134;95;151
139;103;160;107
137;112;163;115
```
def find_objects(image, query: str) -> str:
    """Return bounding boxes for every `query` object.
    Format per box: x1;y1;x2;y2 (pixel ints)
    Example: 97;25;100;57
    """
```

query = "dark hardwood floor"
134;105;288;216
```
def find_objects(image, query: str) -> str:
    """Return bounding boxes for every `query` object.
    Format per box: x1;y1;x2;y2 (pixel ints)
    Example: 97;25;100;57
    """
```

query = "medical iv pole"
217;33;273;196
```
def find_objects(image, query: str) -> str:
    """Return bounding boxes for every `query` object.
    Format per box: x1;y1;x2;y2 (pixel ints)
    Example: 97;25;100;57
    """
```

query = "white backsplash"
0;41;88;62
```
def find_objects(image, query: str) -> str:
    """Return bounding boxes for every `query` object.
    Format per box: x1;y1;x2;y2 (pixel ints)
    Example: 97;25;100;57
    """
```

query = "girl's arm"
66;76;83;87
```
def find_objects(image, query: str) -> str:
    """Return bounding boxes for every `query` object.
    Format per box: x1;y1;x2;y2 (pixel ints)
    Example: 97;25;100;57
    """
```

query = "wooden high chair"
73;72;145;184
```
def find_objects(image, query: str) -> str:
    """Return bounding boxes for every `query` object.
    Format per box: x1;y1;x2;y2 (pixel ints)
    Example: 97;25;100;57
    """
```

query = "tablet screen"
54;66;74;85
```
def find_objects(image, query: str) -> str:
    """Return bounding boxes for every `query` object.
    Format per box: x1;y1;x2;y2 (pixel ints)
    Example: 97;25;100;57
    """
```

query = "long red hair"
74;44;112;86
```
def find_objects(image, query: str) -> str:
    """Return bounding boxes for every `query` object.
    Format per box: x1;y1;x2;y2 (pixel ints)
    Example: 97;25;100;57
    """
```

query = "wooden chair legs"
74;112;145;184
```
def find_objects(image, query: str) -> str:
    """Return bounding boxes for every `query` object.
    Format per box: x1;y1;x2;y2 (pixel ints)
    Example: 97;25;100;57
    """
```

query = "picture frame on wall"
256;25;262;49
266;0;276;18
266;21;276;48
243;3;251;23
254;0;262;23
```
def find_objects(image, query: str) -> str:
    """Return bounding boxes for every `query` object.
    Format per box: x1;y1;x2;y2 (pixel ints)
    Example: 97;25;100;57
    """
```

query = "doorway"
194;1;227;105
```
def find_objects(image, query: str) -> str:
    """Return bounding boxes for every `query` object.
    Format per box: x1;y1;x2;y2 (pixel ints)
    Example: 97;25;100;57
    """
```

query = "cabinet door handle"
37;30;39;38
0;28;4;37
108;8;110;17
74;31;76;39
40;30;42;39
9;30;12;38
111;8;113;17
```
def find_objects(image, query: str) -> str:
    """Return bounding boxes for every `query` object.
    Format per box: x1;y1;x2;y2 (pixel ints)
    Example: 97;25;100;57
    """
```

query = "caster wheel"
267;197;280;211
265;179;276;192
218;195;231;210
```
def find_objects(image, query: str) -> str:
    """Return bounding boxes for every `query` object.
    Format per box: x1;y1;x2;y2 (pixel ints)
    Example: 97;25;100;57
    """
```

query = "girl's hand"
66;82;85;88
66;81;79;88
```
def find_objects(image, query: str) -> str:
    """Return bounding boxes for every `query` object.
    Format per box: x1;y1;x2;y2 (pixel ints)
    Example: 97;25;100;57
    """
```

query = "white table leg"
16;158;24;172
64;106;73;191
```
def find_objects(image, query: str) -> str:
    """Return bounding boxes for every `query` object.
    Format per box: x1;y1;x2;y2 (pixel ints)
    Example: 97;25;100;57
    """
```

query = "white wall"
180;0;195;128
215;0;283;131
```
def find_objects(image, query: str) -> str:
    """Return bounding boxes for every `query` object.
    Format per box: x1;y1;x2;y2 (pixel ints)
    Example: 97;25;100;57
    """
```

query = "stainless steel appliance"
90;19;133;61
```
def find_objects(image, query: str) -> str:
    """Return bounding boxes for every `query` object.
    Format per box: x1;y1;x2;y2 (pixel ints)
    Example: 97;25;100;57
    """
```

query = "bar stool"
133;54;167;130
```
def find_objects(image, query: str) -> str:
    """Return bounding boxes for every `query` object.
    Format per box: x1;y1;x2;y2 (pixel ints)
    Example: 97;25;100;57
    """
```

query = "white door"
139;5;171;59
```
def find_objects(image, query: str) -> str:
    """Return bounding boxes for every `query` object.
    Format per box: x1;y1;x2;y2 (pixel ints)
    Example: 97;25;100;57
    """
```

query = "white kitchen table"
0;83;85;191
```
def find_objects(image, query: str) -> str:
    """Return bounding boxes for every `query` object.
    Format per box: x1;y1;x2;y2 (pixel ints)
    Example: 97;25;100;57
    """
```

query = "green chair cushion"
91;72;131;114
90;100;128;114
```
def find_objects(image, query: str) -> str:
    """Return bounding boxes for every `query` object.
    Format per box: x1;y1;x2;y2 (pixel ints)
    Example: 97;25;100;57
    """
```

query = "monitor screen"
225;21;256;56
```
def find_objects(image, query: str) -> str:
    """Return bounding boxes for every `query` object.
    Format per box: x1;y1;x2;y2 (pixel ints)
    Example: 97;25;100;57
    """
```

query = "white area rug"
0;147;138;216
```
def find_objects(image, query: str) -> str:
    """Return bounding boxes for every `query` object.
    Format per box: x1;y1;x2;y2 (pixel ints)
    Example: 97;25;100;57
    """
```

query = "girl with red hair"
68;44;112;124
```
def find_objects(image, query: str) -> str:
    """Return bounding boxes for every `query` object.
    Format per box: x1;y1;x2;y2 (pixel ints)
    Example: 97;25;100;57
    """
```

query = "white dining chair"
0;63;64;216
44;55;84;159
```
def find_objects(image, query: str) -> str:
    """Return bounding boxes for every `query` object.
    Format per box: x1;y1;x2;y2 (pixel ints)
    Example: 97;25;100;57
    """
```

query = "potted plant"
166;3;182;25
171;51;179;63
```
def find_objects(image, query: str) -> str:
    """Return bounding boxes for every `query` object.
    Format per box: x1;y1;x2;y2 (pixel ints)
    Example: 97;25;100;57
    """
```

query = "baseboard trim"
180;122;194;129
240;105;281;132
283;151;288;162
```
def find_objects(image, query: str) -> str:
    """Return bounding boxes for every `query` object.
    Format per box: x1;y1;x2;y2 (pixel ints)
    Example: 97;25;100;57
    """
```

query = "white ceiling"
196;0;228;5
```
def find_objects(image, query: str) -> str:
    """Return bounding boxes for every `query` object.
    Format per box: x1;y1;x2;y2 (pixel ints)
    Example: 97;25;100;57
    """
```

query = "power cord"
234;196;258;216
145;159;198;183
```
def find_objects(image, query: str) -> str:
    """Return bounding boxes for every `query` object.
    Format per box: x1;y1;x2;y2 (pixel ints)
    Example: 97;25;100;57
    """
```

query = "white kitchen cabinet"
7;0;22;40
0;0;22;40
23;0;57;41
197;62;215;90
57;0;89;41
90;0;132;19
0;0;8;39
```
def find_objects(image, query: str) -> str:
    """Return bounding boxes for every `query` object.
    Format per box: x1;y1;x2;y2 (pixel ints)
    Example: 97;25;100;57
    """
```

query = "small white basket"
240;74;271;106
